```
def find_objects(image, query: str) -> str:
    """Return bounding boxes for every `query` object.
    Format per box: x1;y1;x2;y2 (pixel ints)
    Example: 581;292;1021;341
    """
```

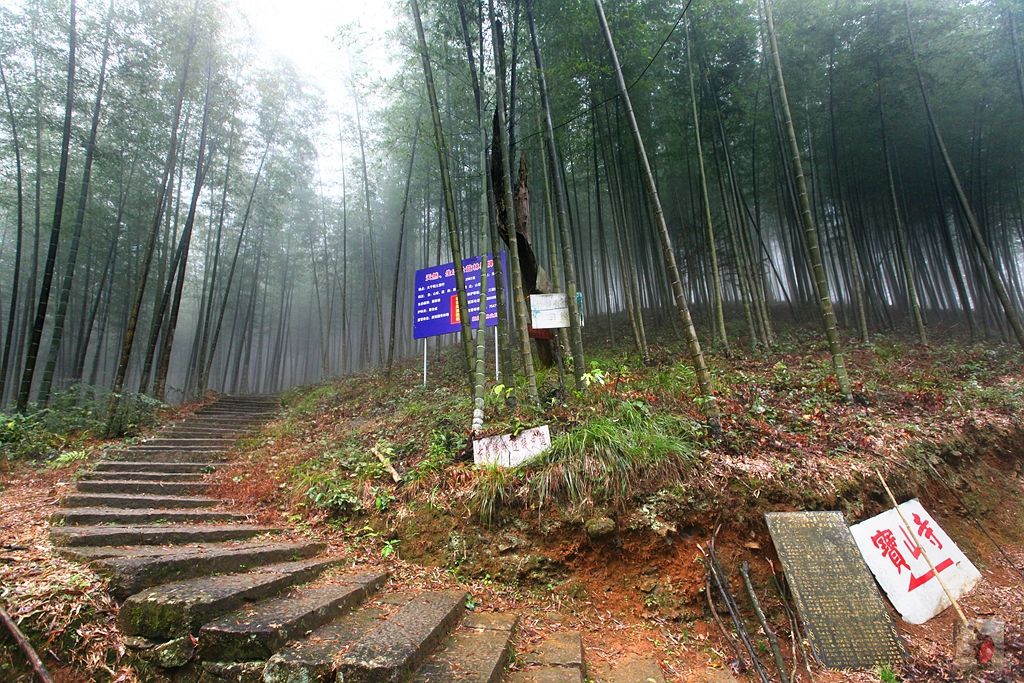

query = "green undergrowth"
255;327;1024;554
473;400;705;522
1;385;163;464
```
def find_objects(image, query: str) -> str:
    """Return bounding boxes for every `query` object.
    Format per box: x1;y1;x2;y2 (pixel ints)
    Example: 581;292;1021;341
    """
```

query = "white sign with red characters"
850;499;980;625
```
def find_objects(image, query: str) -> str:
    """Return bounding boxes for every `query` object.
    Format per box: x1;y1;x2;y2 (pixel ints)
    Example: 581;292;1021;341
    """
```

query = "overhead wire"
516;0;696;143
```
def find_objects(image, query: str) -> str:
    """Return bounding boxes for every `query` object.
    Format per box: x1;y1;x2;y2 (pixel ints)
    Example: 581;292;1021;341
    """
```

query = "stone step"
510;632;586;683
411;613;518;683
192;413;275;421
211;398;278;404
78;471;205;482
93;461;223;474
119;556;345;639
52;507;248;526
337;590;468;683
158;425;255;434
263;606;388;683
157;429;245;437
51;523;278;547
213;394;278;400
167;425;257;434
76;479;211;496
198;573;388;662
206;407;277;413
119;445;227;453
97;541;325;600
140;438;237;448
192;409;276;419
507;669;583;683
103;450;228;464
62;492;221;509
59;541;272;561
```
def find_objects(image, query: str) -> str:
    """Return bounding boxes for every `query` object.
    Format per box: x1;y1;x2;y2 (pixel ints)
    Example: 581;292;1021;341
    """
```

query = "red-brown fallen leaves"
0;467;137;681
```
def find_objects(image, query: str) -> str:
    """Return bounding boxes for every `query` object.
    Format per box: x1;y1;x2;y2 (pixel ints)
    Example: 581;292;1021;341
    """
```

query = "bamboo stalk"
706;532;772;683
0;606;54;683
741;561;790;683
874;470;969;628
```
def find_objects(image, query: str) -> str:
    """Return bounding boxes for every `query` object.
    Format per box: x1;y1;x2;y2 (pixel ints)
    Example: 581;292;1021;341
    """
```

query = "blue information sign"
413;253;507;340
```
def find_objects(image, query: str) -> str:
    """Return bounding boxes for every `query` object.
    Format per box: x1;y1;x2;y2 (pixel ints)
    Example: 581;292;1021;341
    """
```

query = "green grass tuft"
472;401;704;519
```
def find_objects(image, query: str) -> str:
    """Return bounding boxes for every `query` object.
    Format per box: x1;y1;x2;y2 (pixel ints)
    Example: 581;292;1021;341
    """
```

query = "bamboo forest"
1;1;1023;681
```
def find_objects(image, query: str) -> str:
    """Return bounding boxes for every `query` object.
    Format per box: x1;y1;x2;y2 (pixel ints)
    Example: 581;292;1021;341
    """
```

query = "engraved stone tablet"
766;511;905;669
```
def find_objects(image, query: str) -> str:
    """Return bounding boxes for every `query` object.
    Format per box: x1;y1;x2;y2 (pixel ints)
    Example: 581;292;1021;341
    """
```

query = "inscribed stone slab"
766;511;905;670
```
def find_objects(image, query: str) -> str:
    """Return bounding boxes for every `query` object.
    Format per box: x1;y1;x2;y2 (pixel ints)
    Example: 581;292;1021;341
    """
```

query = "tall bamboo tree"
17;0;76;411
762;0;853;401
593;0;721;427
410;0;476;382
38;0;114;404
904;0;1024;350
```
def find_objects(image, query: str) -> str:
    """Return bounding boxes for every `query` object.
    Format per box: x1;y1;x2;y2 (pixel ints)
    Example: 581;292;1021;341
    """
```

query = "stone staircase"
49;396;520;682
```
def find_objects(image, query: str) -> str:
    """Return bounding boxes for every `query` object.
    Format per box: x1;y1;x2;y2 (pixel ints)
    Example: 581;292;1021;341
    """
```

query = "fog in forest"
1;0;1023;413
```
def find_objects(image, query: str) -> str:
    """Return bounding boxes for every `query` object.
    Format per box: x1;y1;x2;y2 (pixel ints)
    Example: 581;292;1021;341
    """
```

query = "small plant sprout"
581;362;607;387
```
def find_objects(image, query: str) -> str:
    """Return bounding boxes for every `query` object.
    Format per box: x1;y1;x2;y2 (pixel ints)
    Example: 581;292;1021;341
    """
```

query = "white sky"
225;0;402;192
233;0;399;92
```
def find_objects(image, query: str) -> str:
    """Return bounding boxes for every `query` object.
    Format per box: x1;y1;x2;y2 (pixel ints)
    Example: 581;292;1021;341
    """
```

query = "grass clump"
473;401;705;520
407;428;465;482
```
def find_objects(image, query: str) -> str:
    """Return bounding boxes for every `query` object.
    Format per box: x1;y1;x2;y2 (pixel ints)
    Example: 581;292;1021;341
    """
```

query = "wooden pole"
875;470;970;628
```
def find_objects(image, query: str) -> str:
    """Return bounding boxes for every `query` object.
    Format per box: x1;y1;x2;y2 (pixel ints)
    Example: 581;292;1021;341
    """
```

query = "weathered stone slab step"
198;573;388;662
51;523;278;547
412;613;518;683
507;668;583;683
196;412;273;419
263;606;387;683
510;632;586;683
191;414;275;422
121;445;226;453
93;461;222;474
76;479;211;496
99;541;325;600
52;507;247;526
119;556;345;639
337;590;468;683
159;424;257;434
213;398;278;404
61;492;221;509
158;428;245;437
141;438;237;448
59;541;267;561
78;471;205;482
103;449;228;463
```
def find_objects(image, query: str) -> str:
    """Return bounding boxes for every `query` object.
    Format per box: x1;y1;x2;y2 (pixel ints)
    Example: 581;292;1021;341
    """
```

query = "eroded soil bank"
204;335;1024;681
2;334;1023;681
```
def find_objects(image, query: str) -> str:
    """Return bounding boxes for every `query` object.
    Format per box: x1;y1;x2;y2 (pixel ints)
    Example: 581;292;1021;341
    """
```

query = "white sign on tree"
529;294;570;329
529;293;584;330
849;499;980;625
